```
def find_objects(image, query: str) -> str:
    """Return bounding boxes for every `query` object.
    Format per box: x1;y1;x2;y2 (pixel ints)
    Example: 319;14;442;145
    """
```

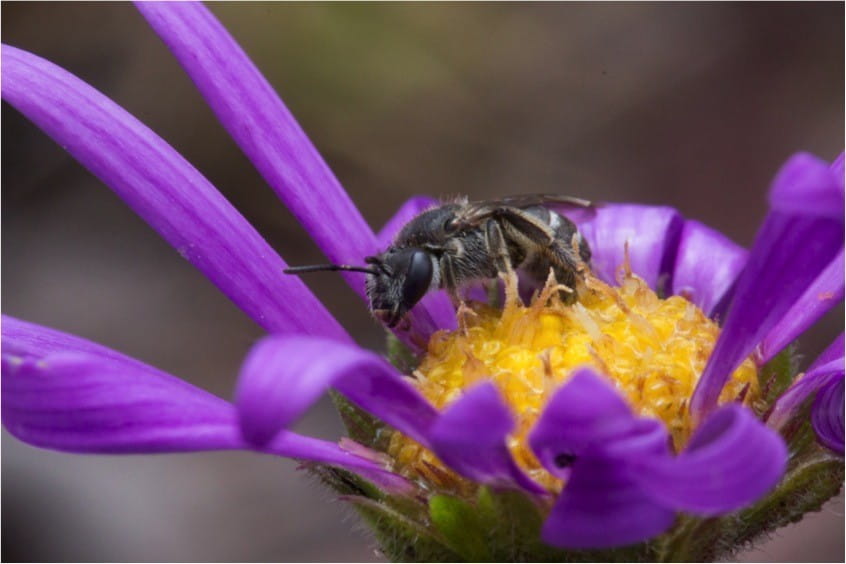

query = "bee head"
365;248;435;327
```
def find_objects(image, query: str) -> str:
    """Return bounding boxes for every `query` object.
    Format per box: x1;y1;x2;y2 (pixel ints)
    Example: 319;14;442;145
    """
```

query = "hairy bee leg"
484;219;514;276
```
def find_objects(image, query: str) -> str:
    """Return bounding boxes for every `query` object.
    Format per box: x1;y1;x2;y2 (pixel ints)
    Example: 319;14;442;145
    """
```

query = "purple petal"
769;153;845;220
633;404;787;515
1;318;408;491
831;152;844;180
671;220;748;316
768;358;844;430
542;453;675;549
259;432;414;494
760;250;844;363
234;335;437;447
810;333;845;371
691;154;844;420
2;351;241;453
428;383;545;494
529;368;640;474
811;375;844;455
377;196;439;249
577;204;683;291
3;314;139;363
1;44;347;342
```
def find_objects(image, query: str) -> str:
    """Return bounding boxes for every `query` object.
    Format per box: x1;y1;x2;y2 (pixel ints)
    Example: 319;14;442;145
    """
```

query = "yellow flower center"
387;272;759;493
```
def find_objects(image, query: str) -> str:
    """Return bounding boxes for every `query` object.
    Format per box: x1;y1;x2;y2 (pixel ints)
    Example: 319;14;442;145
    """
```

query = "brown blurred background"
2;2;843;561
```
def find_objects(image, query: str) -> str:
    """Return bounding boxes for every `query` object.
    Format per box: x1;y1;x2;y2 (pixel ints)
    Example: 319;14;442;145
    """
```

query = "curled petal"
235;336;437;447
532;373;675;547
633;404;787;515
529;368;638;474
691;153;844;420
1;319;408;491
1;44;347;342
377;196;439;249
671;220;747;316
760;250;844;363
812;375;845;455
428;383;545;494
768;358;845;430
578;205;683;292
542;454;675;549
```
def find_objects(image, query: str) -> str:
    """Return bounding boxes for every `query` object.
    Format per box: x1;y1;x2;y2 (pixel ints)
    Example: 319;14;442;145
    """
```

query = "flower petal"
691;154;844;420
831;152;844;180
577;205;683;292
769;153;845;220
1;44;347;342
530;369;676;547
529;368;640;474
1;318;408;491
760;249;844;363
633;404;787;515
812;375;845;455
810;333;845;371
2;314;138;362
2;351;240;453
377;196;439;249
768;357;845;430
235;335;437;447
542;453;675;549
671;220;748;316
428;383;545;494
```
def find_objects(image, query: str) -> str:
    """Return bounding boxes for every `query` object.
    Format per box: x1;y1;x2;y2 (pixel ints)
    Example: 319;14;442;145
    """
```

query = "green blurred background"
2;2;843;561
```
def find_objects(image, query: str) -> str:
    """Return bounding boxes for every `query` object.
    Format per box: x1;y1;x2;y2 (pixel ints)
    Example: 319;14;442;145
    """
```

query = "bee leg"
485;219;521;305
485;219;514;275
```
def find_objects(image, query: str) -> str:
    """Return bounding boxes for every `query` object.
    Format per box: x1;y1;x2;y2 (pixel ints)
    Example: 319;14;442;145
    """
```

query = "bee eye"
402;250;433;307
443;216;457;232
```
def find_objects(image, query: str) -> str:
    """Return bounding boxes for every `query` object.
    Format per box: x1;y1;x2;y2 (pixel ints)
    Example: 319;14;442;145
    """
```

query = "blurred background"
2;2;843;561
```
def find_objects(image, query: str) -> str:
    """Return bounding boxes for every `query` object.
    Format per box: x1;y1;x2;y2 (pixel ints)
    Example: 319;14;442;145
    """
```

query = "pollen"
387;271;759;493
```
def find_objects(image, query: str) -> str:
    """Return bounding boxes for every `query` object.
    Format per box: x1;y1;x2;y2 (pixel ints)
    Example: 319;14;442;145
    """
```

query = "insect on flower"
2;2;843;561
285;195;596;327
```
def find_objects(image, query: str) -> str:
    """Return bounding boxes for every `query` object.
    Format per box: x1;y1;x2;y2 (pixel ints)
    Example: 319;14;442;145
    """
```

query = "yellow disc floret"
387;272;759;493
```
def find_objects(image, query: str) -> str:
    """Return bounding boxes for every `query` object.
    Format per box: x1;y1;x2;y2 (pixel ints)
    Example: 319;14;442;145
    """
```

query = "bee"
285;195;594;327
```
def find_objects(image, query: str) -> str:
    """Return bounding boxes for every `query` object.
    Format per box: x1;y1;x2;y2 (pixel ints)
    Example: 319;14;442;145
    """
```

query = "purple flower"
2;2;843;558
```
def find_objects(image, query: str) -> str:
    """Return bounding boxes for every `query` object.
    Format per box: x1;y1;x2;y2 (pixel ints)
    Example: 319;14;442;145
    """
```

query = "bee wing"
498;194;598;223
455;194;597;228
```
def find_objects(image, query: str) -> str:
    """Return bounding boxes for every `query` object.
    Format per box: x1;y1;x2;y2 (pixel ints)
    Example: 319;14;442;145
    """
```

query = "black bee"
285;195;594;327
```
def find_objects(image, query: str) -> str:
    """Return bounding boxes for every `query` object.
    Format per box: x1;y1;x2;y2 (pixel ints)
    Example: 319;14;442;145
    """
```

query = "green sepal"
429;494;492;561
386;331;420;374
346;495;463;562
758;345;799;410
427;487;660;562
306;462;384;500
329;389;387;450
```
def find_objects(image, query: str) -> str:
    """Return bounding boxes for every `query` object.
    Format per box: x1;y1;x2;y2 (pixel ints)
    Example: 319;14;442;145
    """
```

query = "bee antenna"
283;264;379;276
